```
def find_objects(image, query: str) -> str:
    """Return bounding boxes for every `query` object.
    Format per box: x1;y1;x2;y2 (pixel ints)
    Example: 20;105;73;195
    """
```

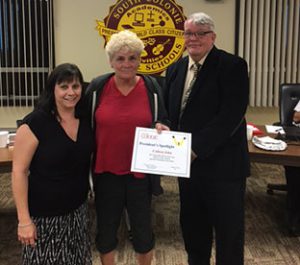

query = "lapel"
187;46;219;103
169;57;189;120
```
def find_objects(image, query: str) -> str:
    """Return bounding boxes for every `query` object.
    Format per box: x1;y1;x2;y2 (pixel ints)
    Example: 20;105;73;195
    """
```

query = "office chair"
267;83;300;195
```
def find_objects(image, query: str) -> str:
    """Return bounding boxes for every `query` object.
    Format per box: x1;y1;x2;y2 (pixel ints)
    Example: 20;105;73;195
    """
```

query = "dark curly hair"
35;63;85;119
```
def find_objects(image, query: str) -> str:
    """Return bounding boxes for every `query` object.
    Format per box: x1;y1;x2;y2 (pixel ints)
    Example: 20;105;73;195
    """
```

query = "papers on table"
8;133;16;146
252;136;287;151
265;125;285;134
131;127;191;178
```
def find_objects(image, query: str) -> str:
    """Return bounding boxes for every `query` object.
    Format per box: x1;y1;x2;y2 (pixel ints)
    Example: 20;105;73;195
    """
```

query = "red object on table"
247;123;264;136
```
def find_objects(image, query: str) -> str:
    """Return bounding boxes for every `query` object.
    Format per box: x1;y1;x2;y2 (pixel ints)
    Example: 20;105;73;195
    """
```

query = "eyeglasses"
183;31;213;38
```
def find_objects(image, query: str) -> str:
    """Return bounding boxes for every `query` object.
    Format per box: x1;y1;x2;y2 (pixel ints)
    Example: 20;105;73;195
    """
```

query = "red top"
94;76;152;178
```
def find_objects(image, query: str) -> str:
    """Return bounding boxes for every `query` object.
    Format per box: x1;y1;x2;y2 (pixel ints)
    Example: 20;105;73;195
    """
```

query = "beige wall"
1;1;278;128
0;106;279;129
246;107;279;126
53;0;236;81
0;107;33;128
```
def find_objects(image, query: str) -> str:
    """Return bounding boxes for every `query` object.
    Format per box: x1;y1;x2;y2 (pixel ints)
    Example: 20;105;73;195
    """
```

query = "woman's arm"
12;124;38;247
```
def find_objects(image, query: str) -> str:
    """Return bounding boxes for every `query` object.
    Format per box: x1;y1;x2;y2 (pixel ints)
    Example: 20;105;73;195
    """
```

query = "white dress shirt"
294;100;300;112
181;54;208;106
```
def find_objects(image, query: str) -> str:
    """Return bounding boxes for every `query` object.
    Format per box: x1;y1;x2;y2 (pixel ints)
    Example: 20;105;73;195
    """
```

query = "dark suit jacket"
165;46;250;180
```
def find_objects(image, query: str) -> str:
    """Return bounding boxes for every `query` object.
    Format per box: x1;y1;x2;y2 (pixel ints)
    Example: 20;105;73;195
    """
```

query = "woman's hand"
155;122;170;134
18;222;37;247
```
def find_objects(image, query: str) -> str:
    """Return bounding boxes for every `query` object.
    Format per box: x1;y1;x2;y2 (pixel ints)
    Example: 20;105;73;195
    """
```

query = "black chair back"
279;83;300;126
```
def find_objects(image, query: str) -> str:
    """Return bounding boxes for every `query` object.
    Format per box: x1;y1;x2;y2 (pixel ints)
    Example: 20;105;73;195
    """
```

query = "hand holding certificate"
131;127;192;178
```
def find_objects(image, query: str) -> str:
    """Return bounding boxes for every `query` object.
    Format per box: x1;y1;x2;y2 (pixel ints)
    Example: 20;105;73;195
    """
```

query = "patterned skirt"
22;202;92;265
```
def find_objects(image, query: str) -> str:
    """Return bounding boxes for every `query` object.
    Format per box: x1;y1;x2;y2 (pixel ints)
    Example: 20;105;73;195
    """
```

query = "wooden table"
0;147;13;173
248;126;300;167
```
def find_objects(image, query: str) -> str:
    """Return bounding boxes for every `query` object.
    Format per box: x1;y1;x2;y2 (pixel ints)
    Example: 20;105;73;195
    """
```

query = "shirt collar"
188;50;210;69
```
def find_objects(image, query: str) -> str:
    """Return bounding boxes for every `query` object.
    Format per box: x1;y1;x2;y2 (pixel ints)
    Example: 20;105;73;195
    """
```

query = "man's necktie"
180;63;201;118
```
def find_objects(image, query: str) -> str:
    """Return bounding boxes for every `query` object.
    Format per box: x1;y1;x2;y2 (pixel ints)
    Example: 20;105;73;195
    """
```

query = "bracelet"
18;221;33;228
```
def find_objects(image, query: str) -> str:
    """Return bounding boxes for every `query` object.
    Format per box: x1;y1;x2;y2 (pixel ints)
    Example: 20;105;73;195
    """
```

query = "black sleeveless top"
22;110;93;217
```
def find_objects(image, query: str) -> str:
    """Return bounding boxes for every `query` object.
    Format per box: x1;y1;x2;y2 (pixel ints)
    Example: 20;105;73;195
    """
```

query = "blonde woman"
86;30;169;265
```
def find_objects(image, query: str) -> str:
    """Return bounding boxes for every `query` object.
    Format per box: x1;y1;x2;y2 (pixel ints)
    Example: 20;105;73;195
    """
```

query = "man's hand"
155;123;170;134
191;150;198;162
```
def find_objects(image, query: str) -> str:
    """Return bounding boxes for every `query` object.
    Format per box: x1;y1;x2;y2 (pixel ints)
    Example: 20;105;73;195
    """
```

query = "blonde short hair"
105;30;145;60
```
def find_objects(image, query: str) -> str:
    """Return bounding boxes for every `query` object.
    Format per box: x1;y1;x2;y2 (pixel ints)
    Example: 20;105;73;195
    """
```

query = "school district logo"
96;0;186;75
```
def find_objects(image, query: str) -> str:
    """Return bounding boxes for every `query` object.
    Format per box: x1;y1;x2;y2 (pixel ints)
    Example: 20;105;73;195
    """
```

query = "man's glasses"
183;31;213;38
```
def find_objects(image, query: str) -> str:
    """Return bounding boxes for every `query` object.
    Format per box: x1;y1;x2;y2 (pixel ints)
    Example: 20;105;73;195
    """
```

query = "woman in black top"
12;63;93;265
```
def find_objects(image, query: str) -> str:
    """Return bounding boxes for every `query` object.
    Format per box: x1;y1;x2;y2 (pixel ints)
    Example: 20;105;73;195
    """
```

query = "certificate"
131;127;192;178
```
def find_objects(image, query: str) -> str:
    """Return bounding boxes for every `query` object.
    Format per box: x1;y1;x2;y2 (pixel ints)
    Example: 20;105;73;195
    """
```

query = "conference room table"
1;126;300;174
0;147;13;174
248;126;300;167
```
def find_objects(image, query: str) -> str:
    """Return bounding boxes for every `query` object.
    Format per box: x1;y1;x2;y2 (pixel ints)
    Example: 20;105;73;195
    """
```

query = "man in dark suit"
285;100;300;235
164;12;250;265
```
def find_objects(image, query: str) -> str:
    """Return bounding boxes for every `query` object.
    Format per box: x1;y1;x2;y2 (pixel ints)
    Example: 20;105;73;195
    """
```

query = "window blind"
0;0;54;107
237;0;300;107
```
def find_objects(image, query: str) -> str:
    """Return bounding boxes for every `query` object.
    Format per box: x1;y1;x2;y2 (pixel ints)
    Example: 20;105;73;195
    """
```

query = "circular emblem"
96;0;186;75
